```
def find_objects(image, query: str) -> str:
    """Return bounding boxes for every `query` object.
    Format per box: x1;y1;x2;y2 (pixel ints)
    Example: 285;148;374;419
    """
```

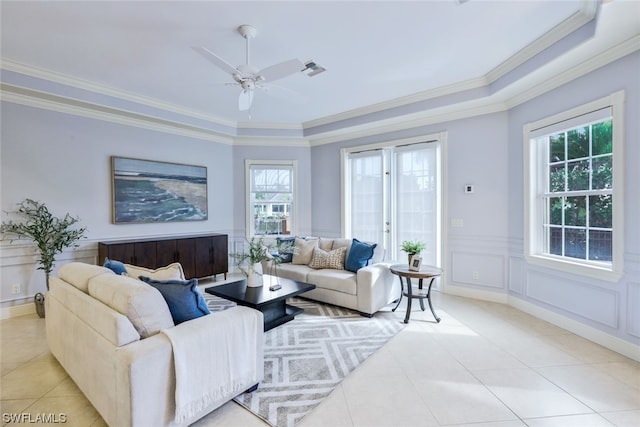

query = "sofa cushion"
124;262;185;281
292;237;318;265
139;277;210;324
308;246;347;270
346;239;377;273
307;269;358;295
274;263;312;283
103;257;127;275
58;262;114;293
88;273;174;338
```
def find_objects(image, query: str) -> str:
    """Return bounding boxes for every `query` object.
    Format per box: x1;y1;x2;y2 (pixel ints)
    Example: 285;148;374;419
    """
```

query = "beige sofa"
262;237;399;316
45;262;263;427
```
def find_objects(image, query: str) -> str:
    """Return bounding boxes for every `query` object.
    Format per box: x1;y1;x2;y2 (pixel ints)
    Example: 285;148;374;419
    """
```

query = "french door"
343;137;442;266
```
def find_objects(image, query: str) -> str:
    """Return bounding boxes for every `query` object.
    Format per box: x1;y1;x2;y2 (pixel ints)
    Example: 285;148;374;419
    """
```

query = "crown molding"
486;0;598;83
1;83;235;145
303;0;599;134
302;76;488;131
504;34;640;110
308;97;508;147
237;121;303;131
233;137;310;147
308;33;639;147
1;58;237;129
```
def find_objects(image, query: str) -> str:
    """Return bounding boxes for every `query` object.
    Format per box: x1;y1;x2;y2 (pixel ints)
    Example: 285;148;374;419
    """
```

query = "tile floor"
1;283;639;427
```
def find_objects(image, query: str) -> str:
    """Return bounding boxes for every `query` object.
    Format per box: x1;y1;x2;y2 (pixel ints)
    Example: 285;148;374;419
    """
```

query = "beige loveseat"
45;262;263;427
262;237;398;316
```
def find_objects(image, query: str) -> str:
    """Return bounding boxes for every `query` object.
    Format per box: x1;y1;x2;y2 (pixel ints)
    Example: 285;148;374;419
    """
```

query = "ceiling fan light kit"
194;23;326;113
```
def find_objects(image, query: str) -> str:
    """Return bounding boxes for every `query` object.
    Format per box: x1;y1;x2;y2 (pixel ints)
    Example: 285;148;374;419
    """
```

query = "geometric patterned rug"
208;296;406;427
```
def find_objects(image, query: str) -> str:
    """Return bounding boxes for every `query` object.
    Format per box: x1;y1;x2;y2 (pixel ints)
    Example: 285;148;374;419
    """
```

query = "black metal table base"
392;276;441;323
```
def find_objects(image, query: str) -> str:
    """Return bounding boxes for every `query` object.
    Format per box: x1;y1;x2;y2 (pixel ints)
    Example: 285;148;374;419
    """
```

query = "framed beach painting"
111;156;208;223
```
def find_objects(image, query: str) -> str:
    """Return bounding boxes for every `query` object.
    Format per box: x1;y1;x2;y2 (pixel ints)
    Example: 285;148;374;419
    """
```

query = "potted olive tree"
1;199;86;317
401;240;426;265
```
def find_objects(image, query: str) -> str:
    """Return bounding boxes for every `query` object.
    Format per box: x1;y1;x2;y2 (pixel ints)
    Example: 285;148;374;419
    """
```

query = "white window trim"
523;91;624;282
245;159;298;239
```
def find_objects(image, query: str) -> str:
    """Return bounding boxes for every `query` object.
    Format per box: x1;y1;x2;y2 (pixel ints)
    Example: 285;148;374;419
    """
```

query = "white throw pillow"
292;237;318;265
124;262;185;281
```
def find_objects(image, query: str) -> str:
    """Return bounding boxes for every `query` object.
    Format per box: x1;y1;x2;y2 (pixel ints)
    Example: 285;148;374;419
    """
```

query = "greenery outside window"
246;160;297;237
524;91;624;281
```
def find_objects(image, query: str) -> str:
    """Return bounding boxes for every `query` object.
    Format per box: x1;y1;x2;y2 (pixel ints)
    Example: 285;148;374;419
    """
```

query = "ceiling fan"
194;25;324;111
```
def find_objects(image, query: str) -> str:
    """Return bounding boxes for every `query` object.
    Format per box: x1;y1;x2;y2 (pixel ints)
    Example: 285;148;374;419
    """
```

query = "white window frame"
245;160;298;238
524;91;624;282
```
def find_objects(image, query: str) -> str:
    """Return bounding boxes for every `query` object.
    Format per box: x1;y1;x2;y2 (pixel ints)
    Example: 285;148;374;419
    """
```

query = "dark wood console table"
98;234;228;280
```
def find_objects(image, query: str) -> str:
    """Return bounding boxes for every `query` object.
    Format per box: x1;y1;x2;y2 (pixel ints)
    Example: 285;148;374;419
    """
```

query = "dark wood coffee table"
205;275;316;331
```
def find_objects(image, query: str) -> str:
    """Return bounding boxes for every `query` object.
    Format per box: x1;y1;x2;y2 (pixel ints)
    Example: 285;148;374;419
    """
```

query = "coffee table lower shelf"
205;276;315;332
263;304;304;331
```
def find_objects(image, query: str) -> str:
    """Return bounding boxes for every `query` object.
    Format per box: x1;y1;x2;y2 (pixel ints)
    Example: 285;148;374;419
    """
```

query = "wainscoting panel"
627;281;640;338
451;251;505;289
508;256;525;295
0;241;98;308
526;270;618;328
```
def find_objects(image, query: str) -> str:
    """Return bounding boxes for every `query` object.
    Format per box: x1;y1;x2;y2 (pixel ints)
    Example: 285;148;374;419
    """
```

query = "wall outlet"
472;271;479;281
11;284;21;294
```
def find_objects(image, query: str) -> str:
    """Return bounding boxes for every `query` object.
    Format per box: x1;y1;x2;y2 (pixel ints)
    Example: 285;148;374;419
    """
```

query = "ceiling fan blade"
238;88;254;111
258;59;304;82
192;46;240;77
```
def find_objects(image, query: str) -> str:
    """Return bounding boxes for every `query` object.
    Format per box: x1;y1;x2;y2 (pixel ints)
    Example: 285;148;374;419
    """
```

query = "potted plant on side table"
1;199;86;317
401;240;426;265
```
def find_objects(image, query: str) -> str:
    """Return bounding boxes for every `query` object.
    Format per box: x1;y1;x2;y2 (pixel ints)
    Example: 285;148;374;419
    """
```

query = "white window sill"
525;253;622;283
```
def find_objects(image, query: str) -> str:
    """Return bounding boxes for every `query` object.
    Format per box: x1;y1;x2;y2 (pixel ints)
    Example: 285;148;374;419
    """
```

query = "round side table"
389;264;442;324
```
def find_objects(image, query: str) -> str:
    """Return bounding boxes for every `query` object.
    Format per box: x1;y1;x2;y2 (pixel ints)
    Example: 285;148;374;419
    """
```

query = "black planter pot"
34;292;45;318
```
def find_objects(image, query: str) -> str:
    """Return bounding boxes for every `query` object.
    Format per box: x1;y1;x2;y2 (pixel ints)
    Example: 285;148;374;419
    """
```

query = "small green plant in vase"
231;237;274;287
401;240;426;265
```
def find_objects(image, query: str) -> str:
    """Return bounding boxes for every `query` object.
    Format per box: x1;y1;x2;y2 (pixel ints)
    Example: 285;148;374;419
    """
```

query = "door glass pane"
350;153;383;245
395;145;437;265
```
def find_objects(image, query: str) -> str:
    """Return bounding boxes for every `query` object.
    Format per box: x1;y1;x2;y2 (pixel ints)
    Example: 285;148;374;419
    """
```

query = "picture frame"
409;255;422;271
111;156;208;224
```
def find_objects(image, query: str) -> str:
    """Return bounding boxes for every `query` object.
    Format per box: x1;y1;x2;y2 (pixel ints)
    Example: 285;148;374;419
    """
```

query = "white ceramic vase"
246;262;264;287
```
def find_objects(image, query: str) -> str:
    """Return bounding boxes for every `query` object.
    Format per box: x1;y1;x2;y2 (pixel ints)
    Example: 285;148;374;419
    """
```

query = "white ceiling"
0;1;636;128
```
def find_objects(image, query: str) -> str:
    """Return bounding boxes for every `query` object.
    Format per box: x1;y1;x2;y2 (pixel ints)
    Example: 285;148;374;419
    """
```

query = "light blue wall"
1;103;234;303
1;51;638;347
309;52;640;346
506;51;640;344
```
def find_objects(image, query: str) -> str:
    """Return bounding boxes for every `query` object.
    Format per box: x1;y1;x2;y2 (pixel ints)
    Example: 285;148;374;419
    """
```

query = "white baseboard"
442;284;639;363
0;302;36;320
508;295;640;363
442;283;509;304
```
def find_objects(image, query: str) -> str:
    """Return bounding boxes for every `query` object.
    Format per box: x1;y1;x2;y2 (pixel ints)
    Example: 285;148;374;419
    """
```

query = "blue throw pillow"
345;239;377;273
139;276;210;324
276;237;296;263
103;257;127;275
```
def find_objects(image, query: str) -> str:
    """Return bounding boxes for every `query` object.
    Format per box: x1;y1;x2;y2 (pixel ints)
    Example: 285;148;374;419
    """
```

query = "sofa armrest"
356;262;399;315
115;306;264;427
